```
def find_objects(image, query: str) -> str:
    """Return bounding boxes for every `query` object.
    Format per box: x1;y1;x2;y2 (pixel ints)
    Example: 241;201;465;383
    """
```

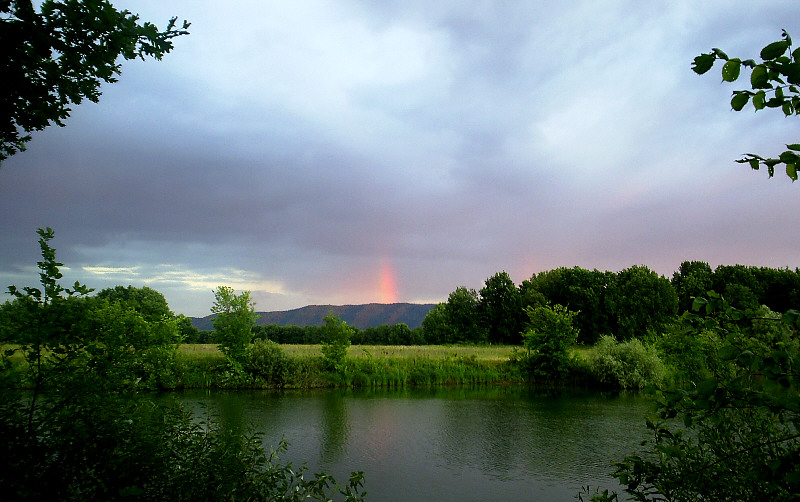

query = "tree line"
9;261;797;350
423;262;800;346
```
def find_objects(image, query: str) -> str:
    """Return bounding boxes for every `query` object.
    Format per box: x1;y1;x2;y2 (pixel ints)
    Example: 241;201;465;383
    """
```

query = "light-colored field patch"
178;344;517;361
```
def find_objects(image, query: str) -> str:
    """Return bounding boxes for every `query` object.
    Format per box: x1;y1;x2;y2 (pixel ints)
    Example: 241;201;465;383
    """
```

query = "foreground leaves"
693;30;800;181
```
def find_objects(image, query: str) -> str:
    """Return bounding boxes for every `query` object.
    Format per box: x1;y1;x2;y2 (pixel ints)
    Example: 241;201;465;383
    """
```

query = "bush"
589;335;665;389
245;339;292;387
657;324;725;384
517;304;579;379
321;314;353;371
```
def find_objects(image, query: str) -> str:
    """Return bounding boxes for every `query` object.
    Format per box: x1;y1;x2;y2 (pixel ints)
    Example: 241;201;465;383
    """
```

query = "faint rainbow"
379;258;399;303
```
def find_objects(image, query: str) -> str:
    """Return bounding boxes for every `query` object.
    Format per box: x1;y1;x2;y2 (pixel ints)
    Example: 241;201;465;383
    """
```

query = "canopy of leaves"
693;30;800;181
0;0;189;162
211;286;259;366
96;285;173;323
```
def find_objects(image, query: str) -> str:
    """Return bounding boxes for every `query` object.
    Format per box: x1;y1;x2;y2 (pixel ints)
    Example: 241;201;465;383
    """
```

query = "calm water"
175;387;653;501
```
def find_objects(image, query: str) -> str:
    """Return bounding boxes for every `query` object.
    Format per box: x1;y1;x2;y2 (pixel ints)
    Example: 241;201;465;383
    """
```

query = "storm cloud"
1;0;799;316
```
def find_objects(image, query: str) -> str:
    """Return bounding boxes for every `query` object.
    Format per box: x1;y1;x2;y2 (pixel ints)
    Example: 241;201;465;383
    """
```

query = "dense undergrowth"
157;339;671;391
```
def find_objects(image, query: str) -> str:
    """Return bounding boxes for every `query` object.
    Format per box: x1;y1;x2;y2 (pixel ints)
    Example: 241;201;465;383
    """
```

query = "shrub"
321;314;353;371
589;335;665;389
211;286;259;367
657;324;725;384
245;339;292;387
517;304;579;379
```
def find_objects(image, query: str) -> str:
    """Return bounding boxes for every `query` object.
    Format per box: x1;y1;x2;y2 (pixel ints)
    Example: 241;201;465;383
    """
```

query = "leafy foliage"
609;265;678;341
420;303;452;344
1;390;366;501
96;285;174;323
321;313;353;371
671;261;714;314
211;286;259;366
588;335;665;389
245;339;293;387
0;0;189;162
478;271;525;344
517;304;578;379
657;322;724;385
521;267;616;344
444;286;487;343
0;229;367;500
600;294;800;501
692;30;800;181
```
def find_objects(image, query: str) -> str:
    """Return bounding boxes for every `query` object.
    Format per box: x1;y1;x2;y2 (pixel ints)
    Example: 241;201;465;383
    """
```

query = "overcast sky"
2;1;799;317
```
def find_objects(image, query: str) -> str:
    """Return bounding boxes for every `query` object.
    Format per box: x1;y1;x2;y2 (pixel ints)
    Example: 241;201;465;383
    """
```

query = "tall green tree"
96;285;173;323
713;264;762;310
518;304;579;379
211;286;259;366
1;0;189;163
609;265;678;340
671;260;714;313
3;228;93;420
444;286;486;343
692;29;800;181
421;303;451;344
521;267;616;343
320;313;353;371
755;266;800;313
478;271;524;344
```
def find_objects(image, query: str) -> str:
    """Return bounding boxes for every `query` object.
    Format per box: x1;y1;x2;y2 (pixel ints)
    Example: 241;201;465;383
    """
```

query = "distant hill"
191;302;436;331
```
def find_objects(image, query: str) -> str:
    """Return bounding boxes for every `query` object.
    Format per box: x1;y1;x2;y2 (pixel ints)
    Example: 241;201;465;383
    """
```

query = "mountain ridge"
191;302;436;331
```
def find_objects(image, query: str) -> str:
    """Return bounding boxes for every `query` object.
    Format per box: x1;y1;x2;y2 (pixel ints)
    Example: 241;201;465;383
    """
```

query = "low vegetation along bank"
177;343;523;389
173;339;662;391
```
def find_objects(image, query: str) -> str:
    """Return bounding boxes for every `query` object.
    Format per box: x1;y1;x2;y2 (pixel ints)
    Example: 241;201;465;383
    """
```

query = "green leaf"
691;296;708;312
751;65;769;88
779;150;799;163
722;60;741;82
782;309;800;327
718;345;739;361
784;62;800;85
712;48;729;60
787;164;797;181
749;158;760;170
730;92;749;111
783;101;793;115
788;144;800;151
761;40;790;60
696;377;718;396
753;90;766;110
766;97;784;108
692;53;716;75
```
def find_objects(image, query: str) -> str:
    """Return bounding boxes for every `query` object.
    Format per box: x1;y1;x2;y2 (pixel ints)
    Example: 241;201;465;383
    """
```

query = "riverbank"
1;342;655;390
176;344;527;389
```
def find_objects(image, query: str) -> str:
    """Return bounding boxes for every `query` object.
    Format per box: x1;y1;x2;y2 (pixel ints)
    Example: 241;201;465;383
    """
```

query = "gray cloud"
2;0;799;316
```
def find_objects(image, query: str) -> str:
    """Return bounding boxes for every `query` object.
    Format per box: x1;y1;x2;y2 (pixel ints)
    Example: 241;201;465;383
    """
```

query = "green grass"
2;343;596;390
178;344;517;361
175;344;524;389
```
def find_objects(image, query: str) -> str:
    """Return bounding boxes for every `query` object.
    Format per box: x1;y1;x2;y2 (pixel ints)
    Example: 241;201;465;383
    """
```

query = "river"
176;386;653;501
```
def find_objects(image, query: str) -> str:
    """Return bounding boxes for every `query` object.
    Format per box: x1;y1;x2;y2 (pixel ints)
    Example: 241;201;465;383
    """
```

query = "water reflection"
320;390;349;463
171;387;653;502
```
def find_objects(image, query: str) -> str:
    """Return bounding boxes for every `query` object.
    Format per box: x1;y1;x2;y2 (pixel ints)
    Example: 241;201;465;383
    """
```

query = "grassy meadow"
175;343;526;389
4;343;619;390
179;343;516;361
